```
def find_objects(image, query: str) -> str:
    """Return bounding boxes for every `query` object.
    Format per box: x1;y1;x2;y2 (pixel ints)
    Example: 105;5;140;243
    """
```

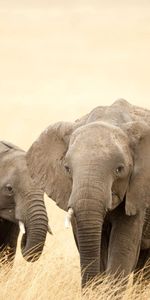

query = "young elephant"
0;141;48;265
26;99;150;286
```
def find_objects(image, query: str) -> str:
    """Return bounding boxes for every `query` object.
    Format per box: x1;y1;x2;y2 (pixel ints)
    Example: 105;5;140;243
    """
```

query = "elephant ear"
0;141;24;152
26;122;75;211
0;142;10;154
123;121;150;216
0;141;24;156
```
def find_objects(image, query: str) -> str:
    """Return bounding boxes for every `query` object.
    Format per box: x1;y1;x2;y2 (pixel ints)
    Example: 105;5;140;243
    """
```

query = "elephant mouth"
0;208;16;223
111;191;122;210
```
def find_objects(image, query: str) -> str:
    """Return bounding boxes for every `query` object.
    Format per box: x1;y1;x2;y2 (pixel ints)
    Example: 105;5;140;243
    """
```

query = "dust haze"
0;2;150;298
1;0;150;148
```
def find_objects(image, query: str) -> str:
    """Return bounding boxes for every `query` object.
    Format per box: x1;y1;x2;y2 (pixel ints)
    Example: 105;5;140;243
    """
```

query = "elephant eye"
115;165;124;176
64;164;71;174
4;184;13;195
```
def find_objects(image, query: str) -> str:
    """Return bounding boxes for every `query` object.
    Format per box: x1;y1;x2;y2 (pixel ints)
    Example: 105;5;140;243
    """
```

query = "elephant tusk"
47;224;53;235
19;221;25;234
65;208;74;229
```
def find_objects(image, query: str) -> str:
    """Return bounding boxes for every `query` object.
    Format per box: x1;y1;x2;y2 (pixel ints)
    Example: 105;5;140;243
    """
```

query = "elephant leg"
107;203;144;276
0;219;19;266
100;221;111;273
135;249;150;280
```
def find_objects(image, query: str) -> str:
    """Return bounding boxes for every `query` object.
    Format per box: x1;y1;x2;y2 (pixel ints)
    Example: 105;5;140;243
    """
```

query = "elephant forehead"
70;121;127;148
0;160;32;192
0;167;17;187
0;151;28;176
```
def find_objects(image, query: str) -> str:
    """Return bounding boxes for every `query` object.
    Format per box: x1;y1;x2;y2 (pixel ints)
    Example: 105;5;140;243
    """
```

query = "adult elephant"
0;141;48;265
27;99;150;286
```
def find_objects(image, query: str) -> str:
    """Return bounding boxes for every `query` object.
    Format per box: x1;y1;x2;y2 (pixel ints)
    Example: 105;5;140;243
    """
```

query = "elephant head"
0;141;48;263
26;119;150;286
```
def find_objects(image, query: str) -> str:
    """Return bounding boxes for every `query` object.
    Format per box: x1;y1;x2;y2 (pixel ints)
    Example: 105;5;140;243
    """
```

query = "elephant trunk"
21;198;48;262
69;165;111;287
71;177;107;287
76;200;104;287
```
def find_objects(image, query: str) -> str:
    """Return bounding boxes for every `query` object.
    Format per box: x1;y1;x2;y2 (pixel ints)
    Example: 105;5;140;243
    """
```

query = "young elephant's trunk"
21;198;48;262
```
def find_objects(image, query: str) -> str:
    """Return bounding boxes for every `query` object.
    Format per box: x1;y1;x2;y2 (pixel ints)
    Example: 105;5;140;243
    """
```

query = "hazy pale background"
1;0;150;149
0;0;150;276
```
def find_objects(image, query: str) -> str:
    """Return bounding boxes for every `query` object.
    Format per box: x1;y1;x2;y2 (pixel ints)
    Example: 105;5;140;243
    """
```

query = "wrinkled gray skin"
0;141;48;264
27;99;150;286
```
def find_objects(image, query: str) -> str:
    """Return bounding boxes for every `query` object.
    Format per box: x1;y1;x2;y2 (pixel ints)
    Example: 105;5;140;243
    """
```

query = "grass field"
0;210;150;300
0;201;149;300
0;1;150;299
0;201;80;300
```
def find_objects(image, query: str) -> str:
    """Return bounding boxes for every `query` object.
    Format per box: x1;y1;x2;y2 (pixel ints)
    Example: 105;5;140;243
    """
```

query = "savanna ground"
0;1;150;299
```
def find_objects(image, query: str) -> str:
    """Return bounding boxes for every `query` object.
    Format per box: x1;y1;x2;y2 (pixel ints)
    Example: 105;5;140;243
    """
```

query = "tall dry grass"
0;201;149;300
0;247;150;300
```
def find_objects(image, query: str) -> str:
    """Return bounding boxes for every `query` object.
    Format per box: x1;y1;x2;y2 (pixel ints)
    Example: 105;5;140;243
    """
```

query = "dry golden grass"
0;248;150;300
0;201;149;300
